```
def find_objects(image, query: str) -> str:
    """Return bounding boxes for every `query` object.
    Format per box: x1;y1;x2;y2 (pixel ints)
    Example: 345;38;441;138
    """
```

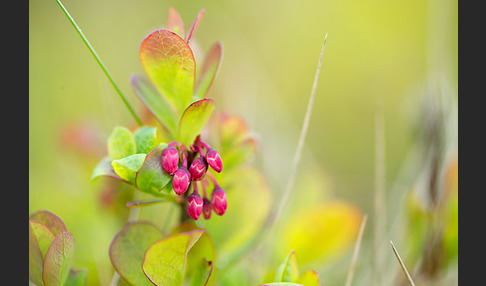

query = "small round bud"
188;157;208;181
161;146;179;175
211;187;227;216
172;167;191;195
187;192;203;220
205;149;223;173
202;198;212;219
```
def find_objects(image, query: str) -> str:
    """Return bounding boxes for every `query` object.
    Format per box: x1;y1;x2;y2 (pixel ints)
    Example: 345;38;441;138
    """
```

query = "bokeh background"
30;0;457;285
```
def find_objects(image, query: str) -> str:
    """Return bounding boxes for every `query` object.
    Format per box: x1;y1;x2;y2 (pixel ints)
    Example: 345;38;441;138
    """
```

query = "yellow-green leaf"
107;126;137;160
142;229;205;286
275;250;299;282
179;98;215;147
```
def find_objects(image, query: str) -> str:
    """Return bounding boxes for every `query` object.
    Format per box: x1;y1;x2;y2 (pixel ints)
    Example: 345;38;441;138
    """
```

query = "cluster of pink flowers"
161;136;227;220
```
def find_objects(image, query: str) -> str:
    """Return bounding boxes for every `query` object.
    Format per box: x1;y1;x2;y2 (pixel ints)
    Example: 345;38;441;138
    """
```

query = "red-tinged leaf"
166;7;186;38
142;229;205;286
130;74;178;137
42;232;75;286
296;270;320;286
109;222;164;286
29;210;68;236
185;9;205;44
140;29;195;114
29;222;45;286
194;41;223;99
179;98;215;147
29;220;56;260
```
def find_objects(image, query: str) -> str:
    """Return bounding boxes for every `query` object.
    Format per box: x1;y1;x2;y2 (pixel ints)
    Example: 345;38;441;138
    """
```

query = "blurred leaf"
135;143;172;196
29;220;55;260
172;223;216;286
296;270;320;286
112;154;147;184
130;74;178;137
218;113;248;151
166;7;186;38
222;137;258;171
179;98;215;147
194;41;223;99
142;229;205;286
29;222;45;286
279;201;362;265
185;9;205;43
443;192;458;265
275;250;299;282
134;126;158;154
109;221;164;286
42;231;75;286
140;29;195;114
260;283;303;286
91;156;127;182
65;268;88;286
108;126;137;160
203;167;271;265
29;210;68;236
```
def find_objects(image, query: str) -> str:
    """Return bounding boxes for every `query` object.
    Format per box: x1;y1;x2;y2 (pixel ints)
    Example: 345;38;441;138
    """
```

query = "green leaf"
29;210;68;236
142;229;205;286
194;41;223;99
134;125;158;154
296;270;320;286
190;259;213;286
130;74;178;137
166;7;186;38
178;98;215;147
275;250;299;282
42;231;75;286
29;220;56;260
140;29;195;115
107;126;137;160
109;222;164;286
172;223;215;286
126;199;171;208
135;143;172;196
91;156;126;182
65;268;88;286
112;154;147;184
29;222;45;286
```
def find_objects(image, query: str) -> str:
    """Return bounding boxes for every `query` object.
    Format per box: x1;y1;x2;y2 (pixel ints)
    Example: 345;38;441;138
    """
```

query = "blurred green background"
29;0;457;285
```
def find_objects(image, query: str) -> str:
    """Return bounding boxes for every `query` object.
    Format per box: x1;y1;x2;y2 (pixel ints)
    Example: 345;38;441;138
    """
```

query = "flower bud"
188;157;208;181
211;187;227;215
202;198;212;219
172;167;191;195
161;146;179;175
187;192;203;220
205;149;223;173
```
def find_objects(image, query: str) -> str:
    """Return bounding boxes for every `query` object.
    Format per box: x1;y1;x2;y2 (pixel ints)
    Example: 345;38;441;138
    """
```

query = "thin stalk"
374;103;386;285
344;214;368;286
390;240;416;286
273;33;328;223
55;0;143;126
221;34;328;270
